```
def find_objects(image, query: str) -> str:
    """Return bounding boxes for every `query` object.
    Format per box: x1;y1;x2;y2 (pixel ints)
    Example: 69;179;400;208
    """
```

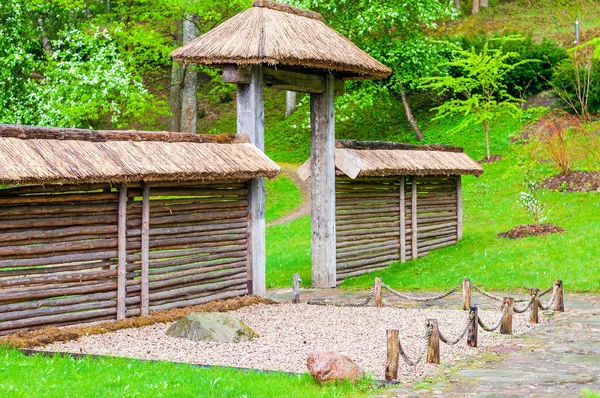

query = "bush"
453;33;568;99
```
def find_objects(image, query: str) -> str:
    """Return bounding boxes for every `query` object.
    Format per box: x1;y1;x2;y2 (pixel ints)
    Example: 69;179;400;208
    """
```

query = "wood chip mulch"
478;154;503;164
543;171;600;192
498;223;565;239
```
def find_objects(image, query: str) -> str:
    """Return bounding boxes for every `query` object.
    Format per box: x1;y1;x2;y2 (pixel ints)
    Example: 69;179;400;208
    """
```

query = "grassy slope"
0;347;375;398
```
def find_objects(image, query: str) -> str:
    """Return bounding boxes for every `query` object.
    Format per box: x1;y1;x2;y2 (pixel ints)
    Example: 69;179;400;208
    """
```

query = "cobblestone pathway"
269;288;600;397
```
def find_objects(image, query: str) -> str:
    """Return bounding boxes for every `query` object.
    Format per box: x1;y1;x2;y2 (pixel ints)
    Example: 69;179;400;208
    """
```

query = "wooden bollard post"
529;288;539;324
554;280;564;312
374;277;383;308
292;273;301;304
500;297;514;335
426;319;440;364
462;278;471;310
467;306;478;347
385;329;400;381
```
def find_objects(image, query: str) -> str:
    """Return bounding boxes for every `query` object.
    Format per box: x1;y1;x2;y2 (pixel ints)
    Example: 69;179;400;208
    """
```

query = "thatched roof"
171;0;391;80
0;124;280;185
297;140;484;180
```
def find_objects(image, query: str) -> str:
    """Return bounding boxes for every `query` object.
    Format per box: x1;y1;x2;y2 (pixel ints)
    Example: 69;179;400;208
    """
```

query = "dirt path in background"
266;164;311;227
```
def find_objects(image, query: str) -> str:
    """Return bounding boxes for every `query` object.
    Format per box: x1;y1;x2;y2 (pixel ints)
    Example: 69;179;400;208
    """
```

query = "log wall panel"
336;175;460;282
0;181;250;335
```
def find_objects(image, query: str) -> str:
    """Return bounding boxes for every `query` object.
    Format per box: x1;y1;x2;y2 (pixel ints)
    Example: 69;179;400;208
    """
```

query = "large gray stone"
166;312;257;343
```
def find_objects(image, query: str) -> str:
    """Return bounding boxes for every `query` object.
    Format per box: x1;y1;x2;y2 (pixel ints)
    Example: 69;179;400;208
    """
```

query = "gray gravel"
41;303;541;381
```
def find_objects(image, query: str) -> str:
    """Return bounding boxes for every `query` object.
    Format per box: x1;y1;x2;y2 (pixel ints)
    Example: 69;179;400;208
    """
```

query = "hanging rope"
381;283;461;302
538;285;558;310
477;305;509;332
398;324;433;366
439;310;474;346
513;295;535;313
307;283;375;307
472;285;528;303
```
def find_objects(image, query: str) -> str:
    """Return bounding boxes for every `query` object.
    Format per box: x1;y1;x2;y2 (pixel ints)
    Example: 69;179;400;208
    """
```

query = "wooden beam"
334;149;364;179
310;74;336;288
117;183;128;320
411;178;418;260
140;182;150;316
385;329;400;381
224;65;344;95
237;65;266;297
399;176;406;263
467;306;478;347
457;175;463;240
427;319;440;364
296;159;311;181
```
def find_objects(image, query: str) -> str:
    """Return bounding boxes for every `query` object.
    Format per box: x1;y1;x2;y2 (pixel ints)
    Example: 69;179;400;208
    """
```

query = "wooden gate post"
117;183;128;320
529;288;539;324
500;297;514;335
374;277;383;308
237;65;266;297
310;73;336;288
554;280;564;312
399;176;406;263
457;176;463;240
385;329;400;381
411;178;418;259
467;306;478;347
427;319;440;364
140;182;150;316
462;278;471;310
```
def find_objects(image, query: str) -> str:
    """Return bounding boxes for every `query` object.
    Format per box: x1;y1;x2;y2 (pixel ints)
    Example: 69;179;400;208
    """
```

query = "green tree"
420;38;526;160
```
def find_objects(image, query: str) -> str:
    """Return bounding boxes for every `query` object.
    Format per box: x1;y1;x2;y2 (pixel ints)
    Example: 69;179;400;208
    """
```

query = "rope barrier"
538;286;554;297
477;305;508;332
398;324;433;366
472;285;528;303
538;285;558;310
306;283;375;307
381;282;461;302
513;295;534;313
439;311;474;346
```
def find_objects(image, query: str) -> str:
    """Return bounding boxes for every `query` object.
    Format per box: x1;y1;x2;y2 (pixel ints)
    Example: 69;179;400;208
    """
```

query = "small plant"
518;180;547;225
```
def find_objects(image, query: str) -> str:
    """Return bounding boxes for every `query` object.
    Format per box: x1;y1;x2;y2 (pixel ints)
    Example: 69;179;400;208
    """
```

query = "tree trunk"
285;91;297;119
480;0;488;7
181;14;199;134
37;17;52;56
400;90;424;141
168;63;184;132
454;0;461;10
484;121;491;160
472;0;479;14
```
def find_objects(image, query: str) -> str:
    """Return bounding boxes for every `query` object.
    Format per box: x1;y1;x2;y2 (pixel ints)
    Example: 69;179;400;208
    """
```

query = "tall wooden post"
462;278;471;310
467;306;478;347
500;297;514;335
385;329;400;381
529;288;539;324
399;176;406;263
554;280;564;312
411;178;418;259
427;319;440;364
310;74;336;288
457;175;463;240
292;273;301;304
140;182;150;316
472;0;479;14
237;65;266;296
117;183;128;320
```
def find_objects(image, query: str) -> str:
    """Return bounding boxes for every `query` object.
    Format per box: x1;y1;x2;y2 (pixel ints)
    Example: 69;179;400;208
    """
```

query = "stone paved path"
268;287;600;397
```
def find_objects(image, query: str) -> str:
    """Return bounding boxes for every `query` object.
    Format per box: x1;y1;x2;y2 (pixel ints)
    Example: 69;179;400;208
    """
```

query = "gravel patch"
41;303;541;382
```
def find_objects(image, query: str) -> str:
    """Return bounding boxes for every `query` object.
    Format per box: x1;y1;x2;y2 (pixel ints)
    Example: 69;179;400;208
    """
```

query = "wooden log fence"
0;180;251;335
335;175;461;281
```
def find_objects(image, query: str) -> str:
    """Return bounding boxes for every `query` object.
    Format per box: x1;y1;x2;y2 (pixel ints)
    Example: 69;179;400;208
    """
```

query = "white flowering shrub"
518;180;547;224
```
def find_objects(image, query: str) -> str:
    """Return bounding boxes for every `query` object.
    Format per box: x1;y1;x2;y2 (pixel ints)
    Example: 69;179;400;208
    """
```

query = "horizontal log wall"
336;175;459;281
0;180;249;335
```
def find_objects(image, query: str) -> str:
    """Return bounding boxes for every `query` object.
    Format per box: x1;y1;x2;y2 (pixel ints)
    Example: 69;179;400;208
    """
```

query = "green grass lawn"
0;347;376;398
265;173;302;223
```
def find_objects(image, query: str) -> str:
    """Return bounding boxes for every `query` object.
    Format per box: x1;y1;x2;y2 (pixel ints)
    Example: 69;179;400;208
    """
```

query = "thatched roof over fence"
0;124;280;185
171;0;391;80
297;140;484;180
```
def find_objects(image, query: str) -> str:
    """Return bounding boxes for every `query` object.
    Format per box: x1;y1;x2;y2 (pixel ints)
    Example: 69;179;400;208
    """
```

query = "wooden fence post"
374;277;383;308
462;278;471;310
140;182;150;316
457;176;463;240
529;288;539;324
399;176;406;263
467;306;478;347
117;183;128;320
411;178;418;259
500;297;514;335
554;280;564;312
427;319;440;364
385;329;400;381
292;273;301;304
